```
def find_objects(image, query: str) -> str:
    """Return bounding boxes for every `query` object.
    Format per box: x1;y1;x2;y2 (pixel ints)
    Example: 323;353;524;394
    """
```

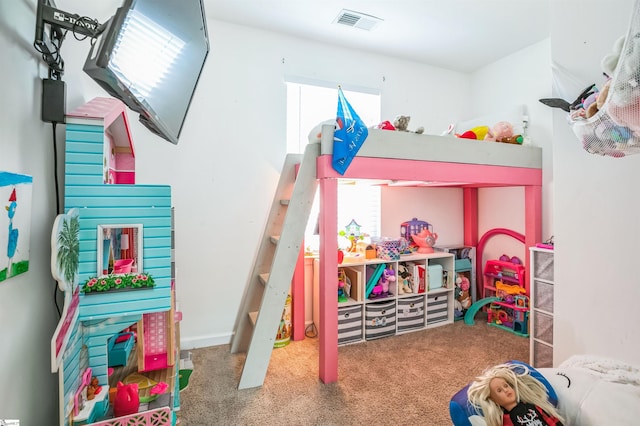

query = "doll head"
467;363;564;426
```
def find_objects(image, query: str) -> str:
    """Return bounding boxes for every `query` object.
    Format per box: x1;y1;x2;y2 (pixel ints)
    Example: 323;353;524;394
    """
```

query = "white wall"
58;19;473;348
0;1;62;424
551;0;640;365
472;40;554;267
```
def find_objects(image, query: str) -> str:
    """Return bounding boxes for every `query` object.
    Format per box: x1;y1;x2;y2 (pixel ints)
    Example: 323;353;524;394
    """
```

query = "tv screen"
84;0;209;145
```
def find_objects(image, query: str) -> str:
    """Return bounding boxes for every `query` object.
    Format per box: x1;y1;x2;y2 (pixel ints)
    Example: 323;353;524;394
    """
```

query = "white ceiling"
54;0;551;74
203;0;551;73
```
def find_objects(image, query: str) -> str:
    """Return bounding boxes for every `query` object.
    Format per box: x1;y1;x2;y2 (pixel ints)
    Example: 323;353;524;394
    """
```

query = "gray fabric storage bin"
365;300;396;340
338;304;363;345
397;295;425;332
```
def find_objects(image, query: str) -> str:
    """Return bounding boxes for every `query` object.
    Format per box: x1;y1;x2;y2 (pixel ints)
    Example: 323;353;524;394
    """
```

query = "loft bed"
314;125;542;384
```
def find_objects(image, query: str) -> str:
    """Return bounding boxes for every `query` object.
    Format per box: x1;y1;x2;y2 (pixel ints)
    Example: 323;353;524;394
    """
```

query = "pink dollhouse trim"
67;97;135;158
91;407;172;426
314;154;542;384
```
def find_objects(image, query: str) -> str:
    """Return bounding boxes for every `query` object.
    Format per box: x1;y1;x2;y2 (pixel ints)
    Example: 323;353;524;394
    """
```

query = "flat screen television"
84;0;209;145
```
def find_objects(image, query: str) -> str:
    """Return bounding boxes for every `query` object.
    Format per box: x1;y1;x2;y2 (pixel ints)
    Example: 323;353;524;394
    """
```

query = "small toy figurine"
454;273;472;316
467;363;564;426
86;376;102;401
371;265;395;298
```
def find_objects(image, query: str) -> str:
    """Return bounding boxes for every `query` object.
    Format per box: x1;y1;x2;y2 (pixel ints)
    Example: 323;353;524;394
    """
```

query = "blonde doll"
467;363;565;426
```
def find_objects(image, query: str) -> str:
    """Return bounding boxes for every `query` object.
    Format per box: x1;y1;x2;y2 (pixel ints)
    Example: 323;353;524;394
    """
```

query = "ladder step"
270;236;280;244
248;311;258;326
258;273;269;285
280;199;289;206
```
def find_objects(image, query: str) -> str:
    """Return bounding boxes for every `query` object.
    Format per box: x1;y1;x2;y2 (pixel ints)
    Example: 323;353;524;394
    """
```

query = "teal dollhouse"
50;97;179;425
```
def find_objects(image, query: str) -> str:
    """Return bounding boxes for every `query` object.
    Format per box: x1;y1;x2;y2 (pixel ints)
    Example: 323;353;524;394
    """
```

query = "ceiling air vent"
333;9;383;31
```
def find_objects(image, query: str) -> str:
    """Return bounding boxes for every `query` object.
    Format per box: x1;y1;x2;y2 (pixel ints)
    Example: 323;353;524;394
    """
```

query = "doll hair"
467;363;564;426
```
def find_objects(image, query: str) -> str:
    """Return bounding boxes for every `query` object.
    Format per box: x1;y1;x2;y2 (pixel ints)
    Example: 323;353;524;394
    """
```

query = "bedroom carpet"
177;314;529;426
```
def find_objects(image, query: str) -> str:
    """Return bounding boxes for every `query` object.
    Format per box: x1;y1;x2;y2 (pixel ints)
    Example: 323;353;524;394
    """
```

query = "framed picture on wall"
0;171;33;282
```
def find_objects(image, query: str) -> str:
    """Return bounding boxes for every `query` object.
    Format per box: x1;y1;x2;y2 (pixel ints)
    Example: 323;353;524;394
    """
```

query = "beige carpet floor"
177;315;529;426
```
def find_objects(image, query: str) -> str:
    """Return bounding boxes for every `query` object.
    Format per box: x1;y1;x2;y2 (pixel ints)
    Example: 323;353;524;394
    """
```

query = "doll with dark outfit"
467;363;565;426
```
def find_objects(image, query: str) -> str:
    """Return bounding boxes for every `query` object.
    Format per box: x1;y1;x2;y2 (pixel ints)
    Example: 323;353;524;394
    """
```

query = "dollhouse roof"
67;97;135;156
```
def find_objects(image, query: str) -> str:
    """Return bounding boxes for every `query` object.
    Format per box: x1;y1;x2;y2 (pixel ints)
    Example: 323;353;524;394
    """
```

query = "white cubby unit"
529;247;555;368
313;252;455;346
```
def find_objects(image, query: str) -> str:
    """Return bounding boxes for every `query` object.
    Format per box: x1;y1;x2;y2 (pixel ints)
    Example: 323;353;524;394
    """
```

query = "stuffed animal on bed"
393;115;424;134
484;121;523;145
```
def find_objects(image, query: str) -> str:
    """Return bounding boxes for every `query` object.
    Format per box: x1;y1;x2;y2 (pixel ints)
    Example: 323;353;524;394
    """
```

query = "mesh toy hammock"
571;0;640;157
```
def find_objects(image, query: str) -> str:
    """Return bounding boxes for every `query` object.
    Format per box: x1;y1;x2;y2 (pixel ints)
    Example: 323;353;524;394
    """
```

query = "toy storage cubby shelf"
529;247;555;368
313;252;455;346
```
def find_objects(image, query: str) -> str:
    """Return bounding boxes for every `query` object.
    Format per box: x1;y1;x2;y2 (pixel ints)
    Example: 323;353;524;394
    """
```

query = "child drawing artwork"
0;172;33;282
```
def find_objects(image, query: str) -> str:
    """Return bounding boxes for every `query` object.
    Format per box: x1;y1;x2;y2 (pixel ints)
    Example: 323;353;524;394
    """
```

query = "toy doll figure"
467;363;564;426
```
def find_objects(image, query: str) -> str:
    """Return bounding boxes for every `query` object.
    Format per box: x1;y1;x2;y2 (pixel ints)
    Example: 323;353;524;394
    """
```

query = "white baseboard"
180;332;232;350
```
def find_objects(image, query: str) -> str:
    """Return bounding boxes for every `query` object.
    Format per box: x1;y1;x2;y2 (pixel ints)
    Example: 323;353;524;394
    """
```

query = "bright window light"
110;10;185;98
285;81;382;248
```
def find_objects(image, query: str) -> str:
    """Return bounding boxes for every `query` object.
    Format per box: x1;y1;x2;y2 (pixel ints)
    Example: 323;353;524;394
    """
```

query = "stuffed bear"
484;121;523;144
393;115;424;134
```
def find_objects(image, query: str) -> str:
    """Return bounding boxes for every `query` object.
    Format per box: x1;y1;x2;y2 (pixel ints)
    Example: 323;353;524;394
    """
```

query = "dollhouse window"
96;224;143;276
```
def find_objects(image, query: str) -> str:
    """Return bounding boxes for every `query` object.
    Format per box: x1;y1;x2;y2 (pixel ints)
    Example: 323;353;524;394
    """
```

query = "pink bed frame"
291;154;542;384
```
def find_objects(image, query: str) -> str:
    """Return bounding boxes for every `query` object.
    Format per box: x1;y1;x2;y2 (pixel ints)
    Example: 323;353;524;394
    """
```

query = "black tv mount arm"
34;0;106;80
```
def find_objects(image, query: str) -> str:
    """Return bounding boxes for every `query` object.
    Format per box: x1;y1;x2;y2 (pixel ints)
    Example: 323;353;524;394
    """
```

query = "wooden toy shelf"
313;252;455;345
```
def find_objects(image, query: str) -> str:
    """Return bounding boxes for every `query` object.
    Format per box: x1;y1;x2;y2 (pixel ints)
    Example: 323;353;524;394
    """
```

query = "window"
285;81;381;250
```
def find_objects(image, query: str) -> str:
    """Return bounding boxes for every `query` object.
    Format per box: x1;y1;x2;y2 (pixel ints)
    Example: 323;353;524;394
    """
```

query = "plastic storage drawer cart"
396;295;425;332
338;305;364;345
365;300;396;340
427;293;449;325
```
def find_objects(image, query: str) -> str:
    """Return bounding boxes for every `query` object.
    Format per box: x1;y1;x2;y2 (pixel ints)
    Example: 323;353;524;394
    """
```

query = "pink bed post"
291;246;305;341
462;188;479;247
318;177;339;384
524;185;542;294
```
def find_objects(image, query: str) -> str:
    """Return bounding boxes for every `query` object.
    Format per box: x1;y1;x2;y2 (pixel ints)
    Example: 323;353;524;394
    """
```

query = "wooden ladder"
230;142;320;389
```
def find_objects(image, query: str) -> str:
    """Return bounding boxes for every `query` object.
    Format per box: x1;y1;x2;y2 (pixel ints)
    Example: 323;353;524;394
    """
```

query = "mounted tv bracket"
34;0;106;80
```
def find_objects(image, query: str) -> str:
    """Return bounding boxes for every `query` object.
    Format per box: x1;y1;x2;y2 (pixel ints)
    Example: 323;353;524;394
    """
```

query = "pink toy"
484;121;523;144
114;381;139;418
411;228;438;254
371;266;396;298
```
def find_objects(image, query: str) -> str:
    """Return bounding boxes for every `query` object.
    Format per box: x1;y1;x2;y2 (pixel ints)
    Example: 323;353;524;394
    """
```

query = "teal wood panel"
66;123;105;133
64;141;103;154
78;250;98;263
66;196;172;208
66;130;104;143
65;152;103;165
65;174;104;186
79;293;172;320
144;237;172;248
138;227;171;238
78;217;170;229
65;184;171;198
65;163;104;176
79;229;97;240
78;209;171;221
142;246;171;258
